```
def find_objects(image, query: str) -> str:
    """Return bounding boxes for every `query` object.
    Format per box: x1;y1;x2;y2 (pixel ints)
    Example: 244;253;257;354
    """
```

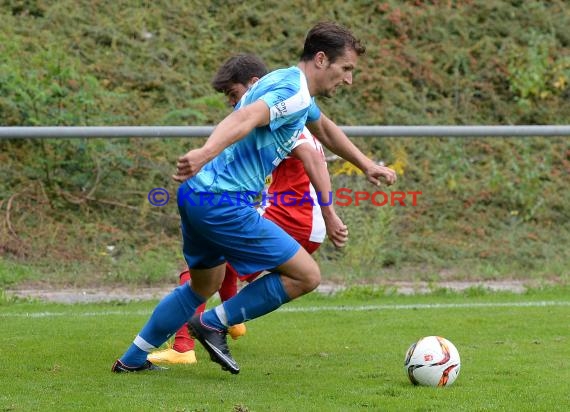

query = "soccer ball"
404;336;461;387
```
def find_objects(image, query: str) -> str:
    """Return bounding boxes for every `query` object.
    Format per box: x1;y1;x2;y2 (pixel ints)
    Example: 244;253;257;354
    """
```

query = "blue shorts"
177;184;300;276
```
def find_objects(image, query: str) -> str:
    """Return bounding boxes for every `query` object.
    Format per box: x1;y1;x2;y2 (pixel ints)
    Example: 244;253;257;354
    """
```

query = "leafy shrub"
1;1;569;284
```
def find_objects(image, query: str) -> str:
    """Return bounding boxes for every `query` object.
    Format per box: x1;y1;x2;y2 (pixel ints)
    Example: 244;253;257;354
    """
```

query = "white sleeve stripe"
269;91;311;121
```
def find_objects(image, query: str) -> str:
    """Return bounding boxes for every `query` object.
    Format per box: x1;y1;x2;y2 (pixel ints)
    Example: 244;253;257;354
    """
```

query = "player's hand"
172;149;207;182
365;163;397;187
323;212;348;248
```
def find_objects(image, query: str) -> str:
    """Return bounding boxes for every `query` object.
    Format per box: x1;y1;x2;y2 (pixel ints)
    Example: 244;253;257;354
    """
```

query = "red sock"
172;269;197;352
219;264;239;301
173;264;243;352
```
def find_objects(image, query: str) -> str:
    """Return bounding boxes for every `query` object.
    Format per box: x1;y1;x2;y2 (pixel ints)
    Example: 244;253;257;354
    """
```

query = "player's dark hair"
300;21;366;63
211;53;269;93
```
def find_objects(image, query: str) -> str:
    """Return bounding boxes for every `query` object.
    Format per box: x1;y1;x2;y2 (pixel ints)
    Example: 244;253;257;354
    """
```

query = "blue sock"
120;283;205;367
202;272;290;330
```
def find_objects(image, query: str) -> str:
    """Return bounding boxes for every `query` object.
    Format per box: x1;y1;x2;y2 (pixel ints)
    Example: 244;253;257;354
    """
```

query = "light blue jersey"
187;66;321;196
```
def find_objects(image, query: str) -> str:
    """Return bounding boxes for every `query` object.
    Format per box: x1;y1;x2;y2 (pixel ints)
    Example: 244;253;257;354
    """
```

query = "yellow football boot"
147;348;197;365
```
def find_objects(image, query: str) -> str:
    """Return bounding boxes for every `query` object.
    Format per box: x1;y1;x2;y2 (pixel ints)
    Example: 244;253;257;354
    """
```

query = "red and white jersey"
260;127;326;243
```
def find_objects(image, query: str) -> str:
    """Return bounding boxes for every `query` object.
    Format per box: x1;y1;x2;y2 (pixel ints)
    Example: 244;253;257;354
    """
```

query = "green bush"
1;0;569;285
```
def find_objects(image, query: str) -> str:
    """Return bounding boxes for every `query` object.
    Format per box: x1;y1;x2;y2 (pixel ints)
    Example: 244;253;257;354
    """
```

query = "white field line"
1;300;568;319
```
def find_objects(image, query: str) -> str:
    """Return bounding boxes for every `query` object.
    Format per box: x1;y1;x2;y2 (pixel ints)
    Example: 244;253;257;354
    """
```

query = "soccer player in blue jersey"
147;53;347;365
112;21;396;374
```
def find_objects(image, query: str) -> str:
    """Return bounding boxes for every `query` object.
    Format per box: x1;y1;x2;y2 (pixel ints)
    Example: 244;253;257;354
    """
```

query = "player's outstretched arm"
173;101;270;182
291;144;348;248
307;114;397;187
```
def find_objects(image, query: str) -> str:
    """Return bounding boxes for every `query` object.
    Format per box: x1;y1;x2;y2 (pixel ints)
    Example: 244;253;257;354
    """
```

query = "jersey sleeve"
259;83;310;132
306;99;321;123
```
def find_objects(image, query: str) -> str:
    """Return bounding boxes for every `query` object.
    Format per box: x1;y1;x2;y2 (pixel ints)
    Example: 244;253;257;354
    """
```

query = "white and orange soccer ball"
404;336;461;387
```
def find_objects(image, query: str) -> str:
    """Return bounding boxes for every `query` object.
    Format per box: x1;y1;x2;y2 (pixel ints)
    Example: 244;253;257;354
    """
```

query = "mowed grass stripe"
1;299;568;318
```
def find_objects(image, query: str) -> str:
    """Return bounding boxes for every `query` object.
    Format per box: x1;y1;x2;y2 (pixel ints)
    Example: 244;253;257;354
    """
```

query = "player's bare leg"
275;246;321;299
188;247;321;374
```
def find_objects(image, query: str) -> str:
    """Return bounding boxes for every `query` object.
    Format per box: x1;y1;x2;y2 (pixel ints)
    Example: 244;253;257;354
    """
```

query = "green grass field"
1;287;569;412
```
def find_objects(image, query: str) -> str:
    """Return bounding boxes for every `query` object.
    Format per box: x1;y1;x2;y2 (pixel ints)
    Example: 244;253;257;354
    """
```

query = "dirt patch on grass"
5;280;534;304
